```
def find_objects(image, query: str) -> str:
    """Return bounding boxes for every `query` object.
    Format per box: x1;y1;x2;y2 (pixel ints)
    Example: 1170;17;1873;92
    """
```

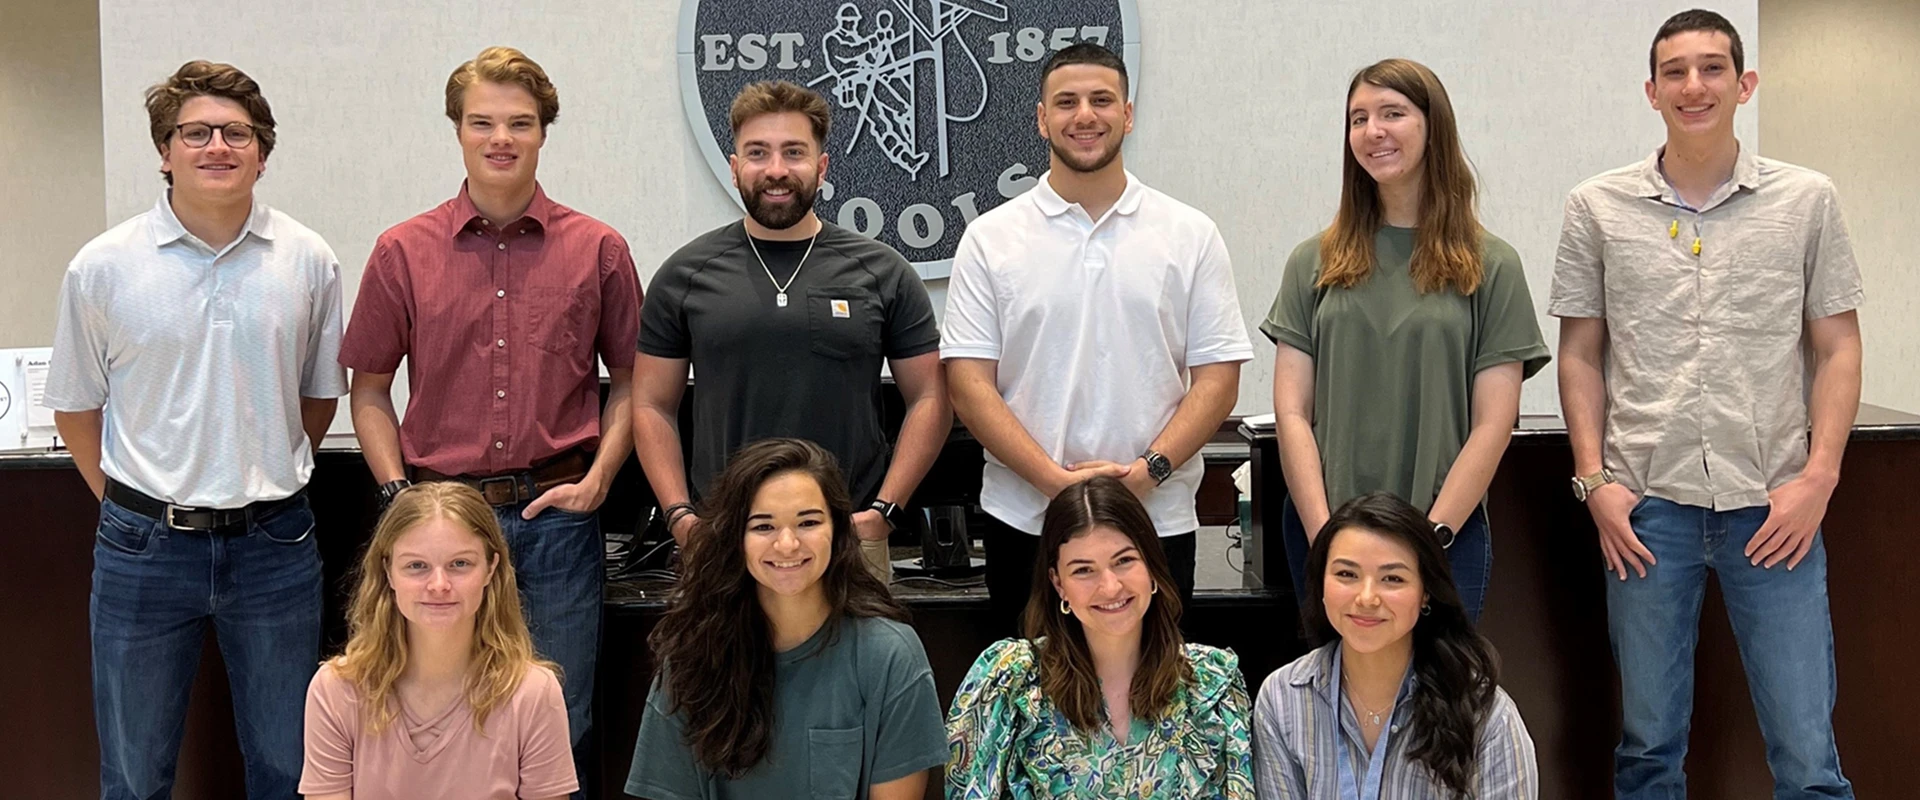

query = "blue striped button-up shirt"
1251;642;1537;799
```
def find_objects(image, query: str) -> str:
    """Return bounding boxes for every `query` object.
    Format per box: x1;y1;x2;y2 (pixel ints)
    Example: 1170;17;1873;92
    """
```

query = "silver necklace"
1343;672;1393;728
745;228;818;308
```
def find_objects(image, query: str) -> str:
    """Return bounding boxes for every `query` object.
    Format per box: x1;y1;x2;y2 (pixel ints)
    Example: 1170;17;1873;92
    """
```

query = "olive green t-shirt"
1260;226;1549;512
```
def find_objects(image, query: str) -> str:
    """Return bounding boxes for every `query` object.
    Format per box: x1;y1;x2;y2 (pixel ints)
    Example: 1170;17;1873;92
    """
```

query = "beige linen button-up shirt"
1550;146;1863;511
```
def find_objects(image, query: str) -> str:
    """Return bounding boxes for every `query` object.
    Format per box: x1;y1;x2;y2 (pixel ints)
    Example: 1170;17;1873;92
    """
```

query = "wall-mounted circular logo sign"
679;0;1140;279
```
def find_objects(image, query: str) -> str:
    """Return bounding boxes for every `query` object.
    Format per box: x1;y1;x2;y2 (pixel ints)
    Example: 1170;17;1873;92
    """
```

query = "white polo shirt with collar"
44;191;348;508
941;170;1253;535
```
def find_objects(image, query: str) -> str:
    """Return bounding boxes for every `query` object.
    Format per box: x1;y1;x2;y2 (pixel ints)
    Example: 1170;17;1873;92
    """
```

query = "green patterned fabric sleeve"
1188;645;1257;799
945;638;1034;800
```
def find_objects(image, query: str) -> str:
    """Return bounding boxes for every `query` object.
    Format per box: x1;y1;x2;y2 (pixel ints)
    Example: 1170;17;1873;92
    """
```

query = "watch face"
1571;477;1587;501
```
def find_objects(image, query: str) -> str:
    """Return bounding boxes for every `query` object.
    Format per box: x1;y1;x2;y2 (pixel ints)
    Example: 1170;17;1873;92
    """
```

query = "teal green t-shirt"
1260;226;1550;512
626;615;948;800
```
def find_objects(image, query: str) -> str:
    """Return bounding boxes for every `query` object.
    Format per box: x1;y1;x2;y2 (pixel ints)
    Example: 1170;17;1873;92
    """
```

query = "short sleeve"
596;234;644;369
1471;241;1551;379
882;256;941;359
1548;190;1606;319
637;262;691;360
338;238;414;374
298;664;358;796
944;638;1034;800
1804;180;1864;320
938;231;1002;361
1471;690;1540;800
515;666;581;798
1184;225;1255;367
44;260;110;411
625;671;708;800
1250;673;1309;800
302;253;349;398
1259;238;1322;358
1185;646;1256;799
866;622;948;784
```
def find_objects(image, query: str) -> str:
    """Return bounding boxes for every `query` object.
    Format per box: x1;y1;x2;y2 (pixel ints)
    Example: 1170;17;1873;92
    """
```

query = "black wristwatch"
1432;521;1457;549
870;499;913;532
376;479;413;510
1139;449;1173;485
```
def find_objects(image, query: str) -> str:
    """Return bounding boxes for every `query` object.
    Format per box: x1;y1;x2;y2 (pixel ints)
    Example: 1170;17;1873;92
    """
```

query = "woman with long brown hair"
945;477;1253;798
299;481;576;800
1263;58;1550;621
625;438;946;799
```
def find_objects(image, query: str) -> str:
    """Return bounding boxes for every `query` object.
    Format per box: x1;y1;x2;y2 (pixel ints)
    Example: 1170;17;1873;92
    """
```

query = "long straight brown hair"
1319;58;1484;295
1024;477;1192;733
647;438;906;777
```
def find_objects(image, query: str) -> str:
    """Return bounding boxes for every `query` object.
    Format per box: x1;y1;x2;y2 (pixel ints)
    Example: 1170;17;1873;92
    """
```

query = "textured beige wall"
0;0;105;347
1761;0;1920;412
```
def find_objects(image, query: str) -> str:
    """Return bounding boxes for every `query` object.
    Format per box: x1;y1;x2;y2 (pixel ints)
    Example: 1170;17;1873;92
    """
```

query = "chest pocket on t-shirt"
806;287;881;360
527;286;591;356
807;726;864;798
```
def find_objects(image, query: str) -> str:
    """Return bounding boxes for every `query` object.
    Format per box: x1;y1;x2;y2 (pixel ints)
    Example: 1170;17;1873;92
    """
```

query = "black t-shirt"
639;220;941;504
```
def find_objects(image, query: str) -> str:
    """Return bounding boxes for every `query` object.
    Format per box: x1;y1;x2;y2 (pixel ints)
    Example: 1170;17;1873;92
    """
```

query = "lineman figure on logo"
632;80;951;586
822;2;930;175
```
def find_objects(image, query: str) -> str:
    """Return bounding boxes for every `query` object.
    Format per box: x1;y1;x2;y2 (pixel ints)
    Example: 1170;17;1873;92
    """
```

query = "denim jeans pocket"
95;502;156;556
254;501;316;545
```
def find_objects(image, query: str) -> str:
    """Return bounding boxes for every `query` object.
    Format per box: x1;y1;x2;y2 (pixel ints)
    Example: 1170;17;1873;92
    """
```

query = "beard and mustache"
740;175;818;231
1048;126;1125;174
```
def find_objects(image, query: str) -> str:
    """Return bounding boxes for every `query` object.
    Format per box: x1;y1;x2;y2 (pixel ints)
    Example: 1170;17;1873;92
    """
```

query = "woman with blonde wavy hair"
299;482;576;800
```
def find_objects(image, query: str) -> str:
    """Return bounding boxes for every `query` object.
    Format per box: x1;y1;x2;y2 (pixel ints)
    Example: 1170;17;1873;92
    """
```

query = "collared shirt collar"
448;180;554;239
150;189;274;248
1030;168;1147;219
1636;142;1761;209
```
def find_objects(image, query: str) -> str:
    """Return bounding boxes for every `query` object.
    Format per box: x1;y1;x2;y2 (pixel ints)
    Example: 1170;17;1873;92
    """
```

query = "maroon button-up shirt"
340;183;641;476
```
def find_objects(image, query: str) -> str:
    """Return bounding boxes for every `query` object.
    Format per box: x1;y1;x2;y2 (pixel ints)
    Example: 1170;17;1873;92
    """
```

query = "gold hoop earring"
1059;599;1071;615
1150;582;1159;595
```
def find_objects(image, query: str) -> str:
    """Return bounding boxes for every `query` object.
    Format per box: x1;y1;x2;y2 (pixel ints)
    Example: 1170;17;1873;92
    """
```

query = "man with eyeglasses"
45;60;345;799
339;47;640;781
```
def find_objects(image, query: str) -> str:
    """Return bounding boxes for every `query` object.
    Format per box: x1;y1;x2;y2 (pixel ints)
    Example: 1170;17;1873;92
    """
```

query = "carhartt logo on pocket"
831;299;851;318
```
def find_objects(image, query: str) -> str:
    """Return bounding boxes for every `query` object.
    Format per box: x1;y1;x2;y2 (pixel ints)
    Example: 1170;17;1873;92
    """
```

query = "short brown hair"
445;47;560;129
145;60;277;185
1651;9;1745;79
729;81;831;149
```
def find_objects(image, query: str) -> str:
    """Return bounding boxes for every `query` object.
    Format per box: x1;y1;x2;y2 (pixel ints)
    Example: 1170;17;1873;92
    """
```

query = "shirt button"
496;289;505;298
520;228;528;234
497;242;507;251
496;338;506;348
494;441;504;450
496;389;506;398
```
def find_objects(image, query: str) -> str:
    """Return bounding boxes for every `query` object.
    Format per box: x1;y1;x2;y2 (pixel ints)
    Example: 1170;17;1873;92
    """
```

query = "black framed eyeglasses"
173;121;258;149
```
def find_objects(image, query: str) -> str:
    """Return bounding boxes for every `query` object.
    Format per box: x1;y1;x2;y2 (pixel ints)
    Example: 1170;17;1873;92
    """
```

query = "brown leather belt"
413;449;591;507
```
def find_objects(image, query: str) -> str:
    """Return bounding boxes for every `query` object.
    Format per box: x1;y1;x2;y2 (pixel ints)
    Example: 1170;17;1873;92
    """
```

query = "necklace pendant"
776;292;788;308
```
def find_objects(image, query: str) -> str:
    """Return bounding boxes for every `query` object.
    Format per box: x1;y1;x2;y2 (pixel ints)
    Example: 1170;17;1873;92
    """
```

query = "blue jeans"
1608;496;1851;799
91;494;321;800
1280;495;1491;622
493;503;602;756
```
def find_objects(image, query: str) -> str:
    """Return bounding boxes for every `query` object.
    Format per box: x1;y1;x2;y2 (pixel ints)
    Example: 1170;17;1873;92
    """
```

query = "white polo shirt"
44;191;348;508
941;171;1253;535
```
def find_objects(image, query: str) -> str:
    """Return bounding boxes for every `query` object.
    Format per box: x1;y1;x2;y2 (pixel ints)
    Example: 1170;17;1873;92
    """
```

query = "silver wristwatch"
1570;468;1616;502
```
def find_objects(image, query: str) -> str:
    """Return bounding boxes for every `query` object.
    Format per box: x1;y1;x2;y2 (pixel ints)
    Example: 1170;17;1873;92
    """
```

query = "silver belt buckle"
165;503;199;531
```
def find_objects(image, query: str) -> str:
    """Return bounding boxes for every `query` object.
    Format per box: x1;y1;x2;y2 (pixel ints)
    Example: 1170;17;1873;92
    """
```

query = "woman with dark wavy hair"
1252;491;1536;798
946;477;1253;798
624;438;946;800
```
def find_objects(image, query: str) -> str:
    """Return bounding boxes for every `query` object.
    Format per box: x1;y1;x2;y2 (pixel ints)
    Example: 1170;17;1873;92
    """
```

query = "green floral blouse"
945;638;1255;799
